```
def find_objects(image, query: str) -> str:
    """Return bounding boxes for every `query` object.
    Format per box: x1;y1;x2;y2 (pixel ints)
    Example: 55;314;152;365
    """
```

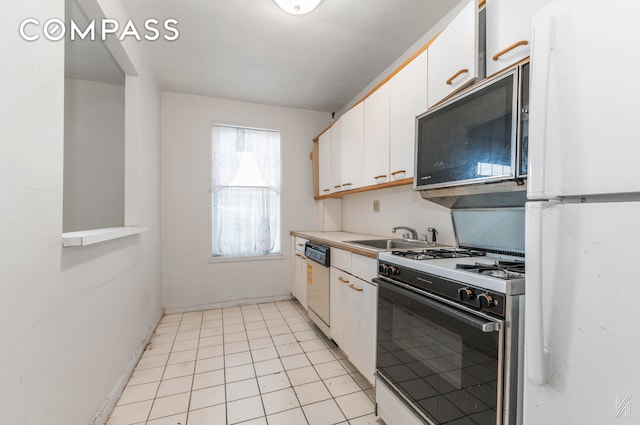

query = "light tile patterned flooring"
106;300;385;425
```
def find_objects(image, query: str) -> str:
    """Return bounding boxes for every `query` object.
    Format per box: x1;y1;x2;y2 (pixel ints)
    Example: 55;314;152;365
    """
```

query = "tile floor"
106;300;385;425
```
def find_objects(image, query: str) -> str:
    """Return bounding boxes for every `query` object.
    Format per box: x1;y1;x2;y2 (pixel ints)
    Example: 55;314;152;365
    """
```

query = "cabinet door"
427;0;478;108
318;130;332;195
290;237;297;299
329;266;350;347
363;84;390;186
340;103;364;190
389;50;428;181
295;254;308;309
329;119;343;193
346;277;377;386
486;0;550;77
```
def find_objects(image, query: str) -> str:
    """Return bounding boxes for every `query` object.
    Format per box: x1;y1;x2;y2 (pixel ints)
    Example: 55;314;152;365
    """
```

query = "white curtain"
211;125;281;257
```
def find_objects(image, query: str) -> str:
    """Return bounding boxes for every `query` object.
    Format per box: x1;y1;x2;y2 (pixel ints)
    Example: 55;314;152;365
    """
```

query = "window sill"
208;254;285;264
62;226;148;247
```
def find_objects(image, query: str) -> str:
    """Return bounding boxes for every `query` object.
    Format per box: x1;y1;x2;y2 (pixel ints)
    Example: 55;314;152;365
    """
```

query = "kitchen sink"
346;239;428;250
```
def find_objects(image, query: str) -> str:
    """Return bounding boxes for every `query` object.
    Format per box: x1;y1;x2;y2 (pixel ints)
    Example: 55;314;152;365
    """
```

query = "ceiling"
67;0;463;112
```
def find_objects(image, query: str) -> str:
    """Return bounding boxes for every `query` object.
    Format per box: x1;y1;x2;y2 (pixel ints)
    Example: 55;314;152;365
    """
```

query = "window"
211;125;281;257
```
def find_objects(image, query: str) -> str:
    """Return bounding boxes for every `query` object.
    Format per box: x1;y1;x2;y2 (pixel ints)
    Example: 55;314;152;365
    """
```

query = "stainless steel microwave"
414;64;529;190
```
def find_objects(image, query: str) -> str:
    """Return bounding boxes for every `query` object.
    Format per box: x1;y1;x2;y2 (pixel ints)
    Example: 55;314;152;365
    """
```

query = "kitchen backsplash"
319;185;456;245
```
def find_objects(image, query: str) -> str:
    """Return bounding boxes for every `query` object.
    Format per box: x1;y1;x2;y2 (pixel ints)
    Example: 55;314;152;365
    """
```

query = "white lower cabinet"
345;275;377;385
329;252;377;386
294;253;307;309
291;236;308;308
329;266;349;348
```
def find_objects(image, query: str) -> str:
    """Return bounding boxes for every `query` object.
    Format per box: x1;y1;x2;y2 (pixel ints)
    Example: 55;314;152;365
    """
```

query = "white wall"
342;185;456;245
64;78;125;231
0;1;162;425
161;92;330;312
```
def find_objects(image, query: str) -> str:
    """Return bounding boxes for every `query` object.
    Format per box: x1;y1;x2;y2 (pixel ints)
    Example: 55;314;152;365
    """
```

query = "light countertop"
290;231;402;258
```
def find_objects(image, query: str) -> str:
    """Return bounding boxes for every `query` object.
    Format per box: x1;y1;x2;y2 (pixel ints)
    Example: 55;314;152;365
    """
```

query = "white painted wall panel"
63;78;125;232
160;92;329;311
0;1;163;424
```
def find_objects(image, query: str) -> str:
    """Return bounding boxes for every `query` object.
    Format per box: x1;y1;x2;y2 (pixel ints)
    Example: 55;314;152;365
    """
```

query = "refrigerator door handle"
525;202;552;384
527;12;556;200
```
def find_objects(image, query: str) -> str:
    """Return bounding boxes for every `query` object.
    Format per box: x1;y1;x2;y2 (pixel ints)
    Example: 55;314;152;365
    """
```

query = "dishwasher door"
306;259;330;337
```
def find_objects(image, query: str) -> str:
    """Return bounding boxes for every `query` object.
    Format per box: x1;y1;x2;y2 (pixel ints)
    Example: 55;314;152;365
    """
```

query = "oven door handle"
374;278;502;333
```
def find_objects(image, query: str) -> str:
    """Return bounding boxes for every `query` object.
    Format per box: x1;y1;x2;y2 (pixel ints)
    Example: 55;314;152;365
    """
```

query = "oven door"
375;277;504;425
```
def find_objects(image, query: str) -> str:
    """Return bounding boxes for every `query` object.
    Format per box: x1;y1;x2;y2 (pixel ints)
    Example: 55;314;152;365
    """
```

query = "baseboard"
90;311;163;425
163;294;294;315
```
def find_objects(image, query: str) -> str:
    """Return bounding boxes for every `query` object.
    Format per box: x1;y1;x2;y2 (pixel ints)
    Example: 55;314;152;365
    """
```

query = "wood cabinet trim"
314;177;412;200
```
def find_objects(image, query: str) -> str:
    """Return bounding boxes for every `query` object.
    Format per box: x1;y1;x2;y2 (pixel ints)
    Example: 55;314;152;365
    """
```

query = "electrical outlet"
373;200;380;212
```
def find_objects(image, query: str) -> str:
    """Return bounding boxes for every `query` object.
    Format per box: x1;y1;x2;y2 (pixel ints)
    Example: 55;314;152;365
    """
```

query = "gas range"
375;210;526;425
377;247;525;317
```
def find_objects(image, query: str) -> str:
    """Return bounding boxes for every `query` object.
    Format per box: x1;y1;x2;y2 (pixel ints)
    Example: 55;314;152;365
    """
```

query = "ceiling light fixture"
273;0;323;15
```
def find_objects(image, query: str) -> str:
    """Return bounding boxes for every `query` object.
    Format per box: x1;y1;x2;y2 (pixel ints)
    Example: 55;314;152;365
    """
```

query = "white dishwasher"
304;242;331;338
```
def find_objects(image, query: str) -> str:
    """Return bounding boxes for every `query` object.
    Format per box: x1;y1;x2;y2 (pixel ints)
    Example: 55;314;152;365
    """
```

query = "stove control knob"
458;288;475;301
378;264;388;274
478;293;495;309
389;266;400;276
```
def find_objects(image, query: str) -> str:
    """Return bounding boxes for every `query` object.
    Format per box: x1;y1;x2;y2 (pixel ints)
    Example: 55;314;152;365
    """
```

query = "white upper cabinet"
428;0;478;108
486;0;550;77
388;50;429;181
318;130;332;195
340;103;364;190
363;84;390;186
329;118;343;193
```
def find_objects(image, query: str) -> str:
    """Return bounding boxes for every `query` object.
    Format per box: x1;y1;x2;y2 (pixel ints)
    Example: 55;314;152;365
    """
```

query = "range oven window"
377;279;503;425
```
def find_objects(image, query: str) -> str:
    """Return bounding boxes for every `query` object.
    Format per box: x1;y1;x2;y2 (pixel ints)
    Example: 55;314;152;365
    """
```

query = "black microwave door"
416;72;516;189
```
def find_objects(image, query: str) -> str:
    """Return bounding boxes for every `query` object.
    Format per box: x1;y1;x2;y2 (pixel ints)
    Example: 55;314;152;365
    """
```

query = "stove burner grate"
391;248;487;260
456;261;526;279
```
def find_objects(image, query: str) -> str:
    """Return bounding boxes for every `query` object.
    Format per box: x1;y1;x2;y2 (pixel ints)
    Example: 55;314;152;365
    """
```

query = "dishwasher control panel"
304;242;330;267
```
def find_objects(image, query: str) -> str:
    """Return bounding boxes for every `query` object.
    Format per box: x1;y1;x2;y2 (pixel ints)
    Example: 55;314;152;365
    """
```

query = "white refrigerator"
525;1;640;424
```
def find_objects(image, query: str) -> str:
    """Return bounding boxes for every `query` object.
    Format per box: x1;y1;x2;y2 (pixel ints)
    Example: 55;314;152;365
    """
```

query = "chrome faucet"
392;226;418;241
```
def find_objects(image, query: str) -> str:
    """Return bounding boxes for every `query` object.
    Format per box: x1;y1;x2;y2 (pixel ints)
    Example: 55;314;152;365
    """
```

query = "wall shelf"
62;226;148;247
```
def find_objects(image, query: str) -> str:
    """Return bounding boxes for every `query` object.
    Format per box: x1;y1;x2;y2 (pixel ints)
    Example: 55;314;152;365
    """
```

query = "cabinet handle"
322;189;330;192
297;243;304;246
295;253;302;257
390;170;406;176
349;284;364;292
446;68;469;85
334;185;342;189
374;175;387;180
342;183;352;187
492;40;529;61
338;277;350;284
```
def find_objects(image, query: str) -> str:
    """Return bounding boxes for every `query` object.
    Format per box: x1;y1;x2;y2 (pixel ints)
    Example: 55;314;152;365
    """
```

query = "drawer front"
295;237;308;253
331;247;351;272
351;254;377;283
